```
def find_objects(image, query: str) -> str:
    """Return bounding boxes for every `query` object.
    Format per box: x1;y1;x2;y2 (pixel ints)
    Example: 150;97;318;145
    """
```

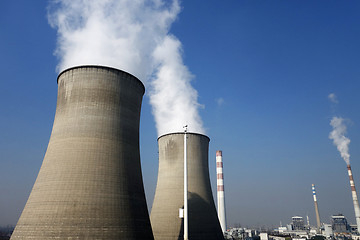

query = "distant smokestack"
216;150;227;233
311;184;321;232
347;164;360;233
151;133;224;240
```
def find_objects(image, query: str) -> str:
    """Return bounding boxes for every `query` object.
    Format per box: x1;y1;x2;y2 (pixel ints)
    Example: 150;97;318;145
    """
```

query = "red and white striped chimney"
216;150;227;233
347;164;360;233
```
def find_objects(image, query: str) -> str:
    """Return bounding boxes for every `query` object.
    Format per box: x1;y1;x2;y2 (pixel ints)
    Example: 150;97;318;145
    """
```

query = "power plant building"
11;66;154;239
150;132;225;240
332;214;350;233
291;216;305;231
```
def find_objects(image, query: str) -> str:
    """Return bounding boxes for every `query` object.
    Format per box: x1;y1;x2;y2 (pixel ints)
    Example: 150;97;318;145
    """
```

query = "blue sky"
1;0;360;228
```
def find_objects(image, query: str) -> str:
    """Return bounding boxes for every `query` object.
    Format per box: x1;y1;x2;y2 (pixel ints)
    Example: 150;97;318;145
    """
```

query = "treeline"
0;226;14;240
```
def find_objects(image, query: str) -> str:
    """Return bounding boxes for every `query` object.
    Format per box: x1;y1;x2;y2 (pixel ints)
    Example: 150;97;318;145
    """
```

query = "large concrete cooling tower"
11;66;154;239
150;132;225;240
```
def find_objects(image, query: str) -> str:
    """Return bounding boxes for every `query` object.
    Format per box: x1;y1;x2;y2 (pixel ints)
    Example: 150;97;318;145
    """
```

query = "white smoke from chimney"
329;117;351;165
47;0;205;136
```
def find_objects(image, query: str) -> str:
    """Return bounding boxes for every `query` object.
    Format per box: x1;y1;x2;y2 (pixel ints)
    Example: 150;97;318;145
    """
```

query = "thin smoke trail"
47;0;205;136
329;116;351;165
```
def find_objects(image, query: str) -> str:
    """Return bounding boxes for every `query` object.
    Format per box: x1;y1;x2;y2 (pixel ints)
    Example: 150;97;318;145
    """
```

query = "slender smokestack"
311;184;321;232
347;164;360;233
216;150;227;233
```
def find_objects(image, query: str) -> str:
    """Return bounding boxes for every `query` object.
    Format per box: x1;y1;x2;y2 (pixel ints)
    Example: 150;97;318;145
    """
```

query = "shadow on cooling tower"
176;192;226;240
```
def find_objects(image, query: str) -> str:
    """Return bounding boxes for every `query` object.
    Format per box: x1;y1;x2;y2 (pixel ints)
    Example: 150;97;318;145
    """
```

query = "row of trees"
0;226;14;240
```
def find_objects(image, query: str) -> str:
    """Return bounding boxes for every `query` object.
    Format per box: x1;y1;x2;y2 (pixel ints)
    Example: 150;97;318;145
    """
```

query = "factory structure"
225;213;360;240
273;214;359;238
224;178;360;240
271;178;360;239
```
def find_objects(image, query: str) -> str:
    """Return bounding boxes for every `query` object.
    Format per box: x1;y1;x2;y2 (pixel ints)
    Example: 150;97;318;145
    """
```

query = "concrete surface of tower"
151;133;224;240
11;66;154;239
216;150;227;233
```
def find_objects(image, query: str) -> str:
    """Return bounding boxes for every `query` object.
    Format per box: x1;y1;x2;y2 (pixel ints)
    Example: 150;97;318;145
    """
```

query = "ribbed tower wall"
150;133;224;240
11;66;154;239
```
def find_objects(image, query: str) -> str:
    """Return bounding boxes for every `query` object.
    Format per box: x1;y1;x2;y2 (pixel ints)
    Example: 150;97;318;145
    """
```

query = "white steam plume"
150;36;204;136
329;117;351;165
47;0;205;136
47;0;180;81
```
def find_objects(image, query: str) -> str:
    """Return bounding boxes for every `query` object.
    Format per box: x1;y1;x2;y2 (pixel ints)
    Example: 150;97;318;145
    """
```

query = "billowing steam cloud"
47;0;179;80
329;117;351;165
150;36;204;135
47;0;205;136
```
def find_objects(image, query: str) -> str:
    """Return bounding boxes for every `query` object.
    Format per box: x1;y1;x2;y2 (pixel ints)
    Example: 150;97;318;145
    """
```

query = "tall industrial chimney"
11;66;154;239
347;164;360;233
150;133;225;240
216;150;227;233
311;184;321;232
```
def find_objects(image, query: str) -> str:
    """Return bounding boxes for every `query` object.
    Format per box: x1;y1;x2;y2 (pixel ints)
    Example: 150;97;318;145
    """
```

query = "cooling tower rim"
157;132;210;142
56;65;145;91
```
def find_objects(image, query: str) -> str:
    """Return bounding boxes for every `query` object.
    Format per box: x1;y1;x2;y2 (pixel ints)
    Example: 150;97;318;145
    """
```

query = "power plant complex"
8;68;360;240
7;56;360;240
11;66;154;239
150;133;225;240
11;66;226;239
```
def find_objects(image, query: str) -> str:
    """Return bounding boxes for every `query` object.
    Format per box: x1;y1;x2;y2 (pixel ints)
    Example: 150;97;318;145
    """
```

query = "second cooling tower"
151;133;224;240
11;66;153;239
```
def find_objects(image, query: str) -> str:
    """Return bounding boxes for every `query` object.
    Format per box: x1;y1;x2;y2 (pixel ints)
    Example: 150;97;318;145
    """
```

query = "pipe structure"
347;164;360;233
11;66;154;239
311;184;321;232
151;133;224;240
216;150;227;233
184;126;188;240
